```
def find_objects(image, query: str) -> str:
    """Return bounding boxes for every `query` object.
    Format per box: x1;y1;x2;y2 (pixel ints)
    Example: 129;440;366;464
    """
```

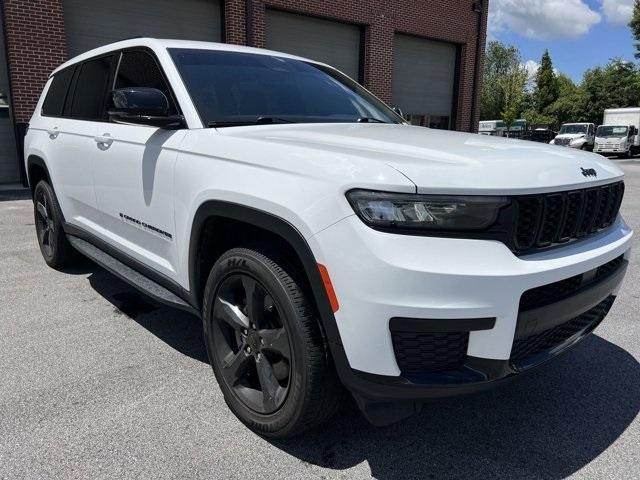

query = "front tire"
33;180;76;268
202;248;342;438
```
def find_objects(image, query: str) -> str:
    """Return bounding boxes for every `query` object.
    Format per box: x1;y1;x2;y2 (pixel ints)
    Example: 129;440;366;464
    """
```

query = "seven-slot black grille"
519;255;624;311
391;331;469;374
513;182;624;252
510;296;615;366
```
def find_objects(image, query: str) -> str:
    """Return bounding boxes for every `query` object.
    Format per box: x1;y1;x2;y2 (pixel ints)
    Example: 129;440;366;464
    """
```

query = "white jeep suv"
25;39;632;437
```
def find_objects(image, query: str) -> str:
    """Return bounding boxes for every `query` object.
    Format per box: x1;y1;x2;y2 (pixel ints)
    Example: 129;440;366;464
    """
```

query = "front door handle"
47;127;59;139
94;133;113;148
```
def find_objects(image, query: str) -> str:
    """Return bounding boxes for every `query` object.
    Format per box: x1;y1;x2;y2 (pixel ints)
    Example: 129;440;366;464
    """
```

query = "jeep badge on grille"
581;167;597;178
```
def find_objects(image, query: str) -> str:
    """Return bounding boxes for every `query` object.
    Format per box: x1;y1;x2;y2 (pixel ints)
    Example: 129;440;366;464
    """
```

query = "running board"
67;235;198;316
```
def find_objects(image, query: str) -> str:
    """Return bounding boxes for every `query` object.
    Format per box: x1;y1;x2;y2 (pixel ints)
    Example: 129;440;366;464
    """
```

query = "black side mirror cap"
108;87;185;129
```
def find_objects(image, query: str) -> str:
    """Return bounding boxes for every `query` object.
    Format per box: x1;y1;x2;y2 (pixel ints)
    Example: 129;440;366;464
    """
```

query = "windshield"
559;124;588;135
596;125;629;137
169;48;402;127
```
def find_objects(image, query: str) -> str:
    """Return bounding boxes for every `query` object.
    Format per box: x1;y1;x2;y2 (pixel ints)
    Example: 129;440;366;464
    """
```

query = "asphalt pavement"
1;160;639;479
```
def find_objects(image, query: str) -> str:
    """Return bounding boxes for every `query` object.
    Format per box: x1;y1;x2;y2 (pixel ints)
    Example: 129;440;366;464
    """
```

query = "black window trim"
111;46;184;124
41;47;184;126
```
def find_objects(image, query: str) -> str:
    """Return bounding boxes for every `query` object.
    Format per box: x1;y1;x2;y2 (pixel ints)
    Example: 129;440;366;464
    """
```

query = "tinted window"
69;56;113;121
42;67;75;117
114;51;177;115
169;48;401;127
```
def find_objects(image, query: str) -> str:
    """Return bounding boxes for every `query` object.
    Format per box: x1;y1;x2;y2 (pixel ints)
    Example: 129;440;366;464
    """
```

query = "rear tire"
33;180;77;269
202;247;343;438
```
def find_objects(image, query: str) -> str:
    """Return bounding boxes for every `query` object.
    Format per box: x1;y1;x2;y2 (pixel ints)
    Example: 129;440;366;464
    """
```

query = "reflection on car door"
92;50;185;281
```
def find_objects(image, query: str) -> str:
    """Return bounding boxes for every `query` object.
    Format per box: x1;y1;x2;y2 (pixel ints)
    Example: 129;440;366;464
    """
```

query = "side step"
67;235;199;317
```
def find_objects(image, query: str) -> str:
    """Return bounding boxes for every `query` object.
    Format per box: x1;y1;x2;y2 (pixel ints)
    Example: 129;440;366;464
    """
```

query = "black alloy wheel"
33;180;76;268
34;187;55;258
202;248;343;438
211;273;292;414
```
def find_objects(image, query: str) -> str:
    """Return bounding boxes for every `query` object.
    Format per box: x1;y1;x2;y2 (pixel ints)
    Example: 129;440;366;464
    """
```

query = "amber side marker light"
317;263;339;313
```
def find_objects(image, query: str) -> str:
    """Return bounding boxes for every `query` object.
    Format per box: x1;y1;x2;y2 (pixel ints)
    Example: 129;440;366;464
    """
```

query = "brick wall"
1;0;487;130
3;0;67;123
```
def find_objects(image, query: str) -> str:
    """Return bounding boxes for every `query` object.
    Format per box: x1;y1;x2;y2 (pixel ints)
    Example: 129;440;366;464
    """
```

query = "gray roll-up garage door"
63;0;222;57
266;10;361;81
392;34;457;129
0;8;19;185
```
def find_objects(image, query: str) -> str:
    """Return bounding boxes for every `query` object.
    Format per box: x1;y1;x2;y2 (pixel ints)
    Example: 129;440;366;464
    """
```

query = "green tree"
630;0;640;59
581;59;640;124
535;50;559;112
544;74;587;127
499;65;528;132
480;41;524;120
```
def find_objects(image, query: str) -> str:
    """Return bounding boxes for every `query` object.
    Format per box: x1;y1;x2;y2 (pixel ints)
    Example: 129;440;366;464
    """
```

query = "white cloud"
489;0;601;40
523;59;540;78
601;0;634;25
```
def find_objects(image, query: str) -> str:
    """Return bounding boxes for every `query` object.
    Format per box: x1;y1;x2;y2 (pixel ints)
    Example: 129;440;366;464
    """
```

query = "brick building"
0;0;488;185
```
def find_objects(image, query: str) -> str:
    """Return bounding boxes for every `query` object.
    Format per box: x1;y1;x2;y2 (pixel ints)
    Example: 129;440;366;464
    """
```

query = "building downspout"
470;0;484;133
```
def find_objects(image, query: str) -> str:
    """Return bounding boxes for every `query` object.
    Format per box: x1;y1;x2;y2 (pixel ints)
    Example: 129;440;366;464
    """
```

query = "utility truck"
594;108;640;158
550;123;595;150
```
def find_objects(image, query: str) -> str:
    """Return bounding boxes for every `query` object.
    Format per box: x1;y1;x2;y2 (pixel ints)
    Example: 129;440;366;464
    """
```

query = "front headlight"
346;190;508;231
570;137;586;146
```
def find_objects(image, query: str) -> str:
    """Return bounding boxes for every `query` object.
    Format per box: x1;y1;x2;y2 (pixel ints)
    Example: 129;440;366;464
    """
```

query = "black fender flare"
188;201;350;373
26;155;51;191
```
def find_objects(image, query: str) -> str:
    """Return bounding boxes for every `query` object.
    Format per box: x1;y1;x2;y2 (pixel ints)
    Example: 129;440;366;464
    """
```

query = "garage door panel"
64;0;222;57
0;8;19;185
392;34;457;129
266;10;361;81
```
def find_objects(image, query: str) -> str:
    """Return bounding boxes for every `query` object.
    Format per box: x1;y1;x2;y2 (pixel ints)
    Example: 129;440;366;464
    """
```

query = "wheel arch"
26;155;51;197
188;201;344;351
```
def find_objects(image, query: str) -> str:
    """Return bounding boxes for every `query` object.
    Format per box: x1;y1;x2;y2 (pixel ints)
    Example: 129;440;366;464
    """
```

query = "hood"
218;123;624;195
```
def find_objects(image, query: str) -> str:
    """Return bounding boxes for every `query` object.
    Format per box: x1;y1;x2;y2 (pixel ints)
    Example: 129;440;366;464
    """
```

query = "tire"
202;247;343;438
33;180;76;268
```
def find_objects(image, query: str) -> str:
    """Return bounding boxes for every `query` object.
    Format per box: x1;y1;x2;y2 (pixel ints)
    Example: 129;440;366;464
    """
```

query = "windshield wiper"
357;117;387;123
207;117;297;128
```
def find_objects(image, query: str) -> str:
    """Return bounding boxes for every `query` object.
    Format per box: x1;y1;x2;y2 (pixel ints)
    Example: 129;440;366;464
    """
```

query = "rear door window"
69;55;114;121
42;67;75;117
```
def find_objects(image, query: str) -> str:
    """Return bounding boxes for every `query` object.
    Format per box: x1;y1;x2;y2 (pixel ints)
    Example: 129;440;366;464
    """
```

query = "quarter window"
114;51;177;115
42;67;75;117
69;56;114;121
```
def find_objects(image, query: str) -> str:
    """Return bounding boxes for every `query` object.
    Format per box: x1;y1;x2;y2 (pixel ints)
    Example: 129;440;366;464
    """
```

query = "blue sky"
489;0;636;83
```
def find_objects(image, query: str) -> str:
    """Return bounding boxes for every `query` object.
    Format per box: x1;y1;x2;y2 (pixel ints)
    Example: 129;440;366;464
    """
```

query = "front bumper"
310;214;632;405
594;147;626;155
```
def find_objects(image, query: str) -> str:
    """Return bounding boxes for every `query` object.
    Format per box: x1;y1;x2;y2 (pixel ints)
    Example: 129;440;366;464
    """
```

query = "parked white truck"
550;123;596;150
593;108;640;158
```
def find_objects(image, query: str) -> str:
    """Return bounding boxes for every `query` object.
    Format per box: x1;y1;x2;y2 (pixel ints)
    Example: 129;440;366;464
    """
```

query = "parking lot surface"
1;160;639;479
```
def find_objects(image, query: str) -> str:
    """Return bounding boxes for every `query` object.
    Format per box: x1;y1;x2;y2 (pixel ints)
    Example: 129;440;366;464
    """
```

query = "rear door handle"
47;127;59;139
94;133;113;148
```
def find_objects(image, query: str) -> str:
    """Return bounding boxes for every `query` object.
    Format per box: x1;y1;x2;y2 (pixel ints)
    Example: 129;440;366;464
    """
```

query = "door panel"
92;124;185;278
44;117;100;228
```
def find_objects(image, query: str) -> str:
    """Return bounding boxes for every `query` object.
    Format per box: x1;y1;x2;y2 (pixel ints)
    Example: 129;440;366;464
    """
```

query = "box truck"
594;108;640;158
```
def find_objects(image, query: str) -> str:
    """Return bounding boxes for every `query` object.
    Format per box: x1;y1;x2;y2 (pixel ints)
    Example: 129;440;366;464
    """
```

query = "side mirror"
391;106;405;119
108;87;185;129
